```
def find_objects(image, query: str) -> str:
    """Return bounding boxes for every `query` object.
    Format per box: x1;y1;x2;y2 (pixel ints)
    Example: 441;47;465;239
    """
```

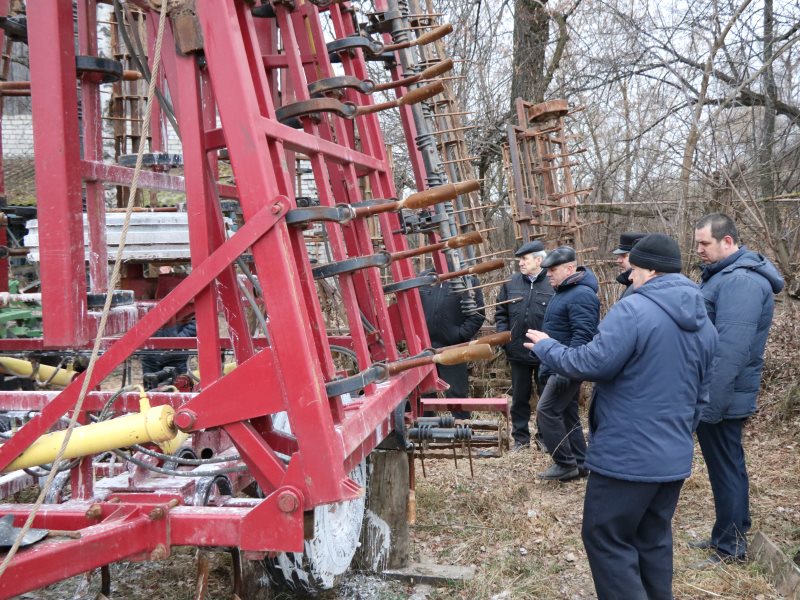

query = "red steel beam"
28;1;89;348
81;160;240;198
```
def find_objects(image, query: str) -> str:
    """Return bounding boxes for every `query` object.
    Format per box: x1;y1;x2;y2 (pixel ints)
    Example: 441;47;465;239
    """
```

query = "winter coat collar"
524;268;547;284
616;269;632;287
700;246;785;293
555;266;599;293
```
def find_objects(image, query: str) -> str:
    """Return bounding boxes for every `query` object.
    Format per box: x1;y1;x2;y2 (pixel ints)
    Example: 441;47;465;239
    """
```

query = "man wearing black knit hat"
525;233;718;600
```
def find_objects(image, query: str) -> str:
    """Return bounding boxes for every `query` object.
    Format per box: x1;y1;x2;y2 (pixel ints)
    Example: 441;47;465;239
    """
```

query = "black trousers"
582;473;684;600
509;362;543;445
536;377;586;467
696;419;750;558
435;363;471;420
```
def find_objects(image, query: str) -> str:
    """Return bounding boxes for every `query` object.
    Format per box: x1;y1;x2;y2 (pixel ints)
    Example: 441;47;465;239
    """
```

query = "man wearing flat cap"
534;245;599;480
525;234;718;599
494;240;554;450
612;231;647;299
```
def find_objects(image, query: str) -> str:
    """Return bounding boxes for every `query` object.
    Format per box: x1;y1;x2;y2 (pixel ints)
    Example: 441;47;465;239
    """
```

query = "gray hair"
529;250;547;259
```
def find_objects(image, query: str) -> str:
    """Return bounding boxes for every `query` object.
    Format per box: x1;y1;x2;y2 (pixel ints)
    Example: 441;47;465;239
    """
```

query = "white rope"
0;0;171;580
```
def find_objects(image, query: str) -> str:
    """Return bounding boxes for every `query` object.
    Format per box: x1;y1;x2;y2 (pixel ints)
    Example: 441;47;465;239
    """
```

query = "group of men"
421;213;784;600
523;214;783;599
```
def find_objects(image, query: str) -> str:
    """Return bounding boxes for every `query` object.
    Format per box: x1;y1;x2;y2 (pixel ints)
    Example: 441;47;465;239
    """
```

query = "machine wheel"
264;461;367;593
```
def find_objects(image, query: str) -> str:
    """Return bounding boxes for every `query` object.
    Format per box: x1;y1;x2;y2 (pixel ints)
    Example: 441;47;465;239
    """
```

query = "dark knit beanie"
628;234;682;273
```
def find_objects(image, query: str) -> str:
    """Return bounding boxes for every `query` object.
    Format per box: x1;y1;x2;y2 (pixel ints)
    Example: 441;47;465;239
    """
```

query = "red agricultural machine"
0;0;506;596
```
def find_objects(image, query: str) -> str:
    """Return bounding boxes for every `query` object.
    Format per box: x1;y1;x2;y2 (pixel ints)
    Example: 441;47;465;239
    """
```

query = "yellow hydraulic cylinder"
2;398;178;472
191;361;237;382
0;357;77;387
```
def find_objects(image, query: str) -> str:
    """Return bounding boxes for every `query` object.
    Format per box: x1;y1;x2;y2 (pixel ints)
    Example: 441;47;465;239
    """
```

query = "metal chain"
0;0;171;579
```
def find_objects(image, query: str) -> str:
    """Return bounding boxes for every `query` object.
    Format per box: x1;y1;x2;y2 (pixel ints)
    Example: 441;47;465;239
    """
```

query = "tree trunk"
760;0;777;232
512;0;550;105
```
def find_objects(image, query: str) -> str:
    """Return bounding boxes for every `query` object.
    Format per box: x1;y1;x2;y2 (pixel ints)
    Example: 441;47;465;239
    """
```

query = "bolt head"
277;490;300;513
174;409;196;430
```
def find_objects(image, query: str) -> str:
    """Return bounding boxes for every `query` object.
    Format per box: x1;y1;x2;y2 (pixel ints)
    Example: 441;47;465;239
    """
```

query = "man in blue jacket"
419;273;486;419
691;214;784;566
495;240;554;449
525;234;718;600
535;246;599;480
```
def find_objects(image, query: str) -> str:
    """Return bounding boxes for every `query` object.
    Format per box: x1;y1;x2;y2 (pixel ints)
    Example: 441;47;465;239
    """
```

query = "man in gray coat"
691;213;784;566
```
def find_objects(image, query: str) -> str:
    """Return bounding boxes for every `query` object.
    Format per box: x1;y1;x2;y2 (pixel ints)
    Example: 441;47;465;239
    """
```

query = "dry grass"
411;408;798;599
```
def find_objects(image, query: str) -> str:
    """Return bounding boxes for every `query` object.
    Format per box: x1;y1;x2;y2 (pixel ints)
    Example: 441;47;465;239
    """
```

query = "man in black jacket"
612;232;646;299
419;273;486;419
495;241;554;449
536;246;600;480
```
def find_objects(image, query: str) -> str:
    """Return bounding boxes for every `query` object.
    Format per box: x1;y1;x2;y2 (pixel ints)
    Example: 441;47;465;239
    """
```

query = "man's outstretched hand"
523;329;550;350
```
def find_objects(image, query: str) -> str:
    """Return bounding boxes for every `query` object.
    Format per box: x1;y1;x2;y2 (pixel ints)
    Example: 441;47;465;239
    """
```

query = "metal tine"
469;297;522;311
440;156;478;165
451;278;511;293
432;125;477;136
450;206;487;216
473;249;513;261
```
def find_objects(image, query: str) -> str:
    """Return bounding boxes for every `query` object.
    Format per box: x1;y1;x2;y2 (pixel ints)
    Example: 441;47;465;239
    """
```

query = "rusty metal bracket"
325;363;388;398
327;36;384;58
285;204;356;227
275;98;357;126
382;273;438;294
76;56;123;84
365;10;404;35
308;76;375;97
311;252;392;279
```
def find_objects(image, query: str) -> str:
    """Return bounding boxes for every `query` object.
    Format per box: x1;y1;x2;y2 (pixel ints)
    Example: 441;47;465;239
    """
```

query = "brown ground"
410;408;799;599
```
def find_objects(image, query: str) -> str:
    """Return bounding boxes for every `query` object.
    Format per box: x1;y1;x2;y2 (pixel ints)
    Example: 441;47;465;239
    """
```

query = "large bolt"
174;409;197;430
277;490;300;514
85;504;102;520
271;202;283;215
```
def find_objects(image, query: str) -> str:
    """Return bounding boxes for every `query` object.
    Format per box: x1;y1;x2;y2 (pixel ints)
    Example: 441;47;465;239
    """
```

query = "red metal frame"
0;1;456;595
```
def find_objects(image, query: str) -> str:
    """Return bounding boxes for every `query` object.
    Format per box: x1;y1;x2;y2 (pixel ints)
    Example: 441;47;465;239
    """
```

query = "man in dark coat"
691;214;784;566
495;240;554;449
525;234;718;600
419;273;486;419
612;231;646;299
535;246;599;480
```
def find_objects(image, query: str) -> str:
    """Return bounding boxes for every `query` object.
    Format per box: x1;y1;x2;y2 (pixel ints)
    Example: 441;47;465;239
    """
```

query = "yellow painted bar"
0;357;77;387
3;403;177;472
